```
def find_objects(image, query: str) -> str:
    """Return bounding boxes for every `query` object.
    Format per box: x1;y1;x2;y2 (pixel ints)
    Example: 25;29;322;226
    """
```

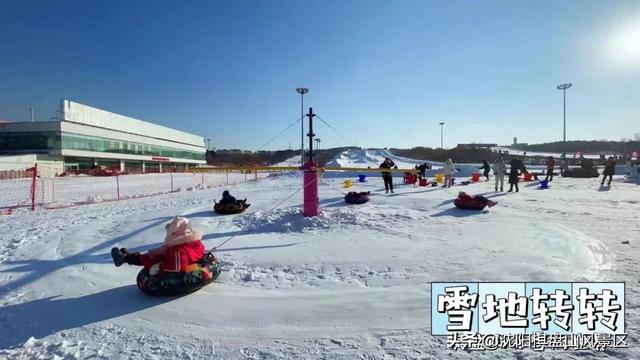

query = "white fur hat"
164;216;201;247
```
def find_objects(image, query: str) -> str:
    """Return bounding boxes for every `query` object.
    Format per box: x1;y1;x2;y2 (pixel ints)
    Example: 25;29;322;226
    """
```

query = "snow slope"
325;148;480;177
273;155;302;167
326;148;432;168
0;173;639;359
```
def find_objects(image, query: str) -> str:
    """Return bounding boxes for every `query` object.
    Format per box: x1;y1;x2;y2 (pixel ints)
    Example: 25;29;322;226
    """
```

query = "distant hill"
206;138;640;167
206;147;356;166
511;139;639;154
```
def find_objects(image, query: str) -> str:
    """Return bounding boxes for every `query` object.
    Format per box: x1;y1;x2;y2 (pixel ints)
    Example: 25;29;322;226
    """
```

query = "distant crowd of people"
378;154;620;193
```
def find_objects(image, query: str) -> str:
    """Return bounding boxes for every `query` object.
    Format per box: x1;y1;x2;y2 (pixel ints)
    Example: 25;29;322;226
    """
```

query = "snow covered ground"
0;172;639;359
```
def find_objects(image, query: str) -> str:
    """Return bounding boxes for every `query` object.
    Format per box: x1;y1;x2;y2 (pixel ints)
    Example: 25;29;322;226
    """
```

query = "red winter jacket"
546;158;555;170
141;240;205;273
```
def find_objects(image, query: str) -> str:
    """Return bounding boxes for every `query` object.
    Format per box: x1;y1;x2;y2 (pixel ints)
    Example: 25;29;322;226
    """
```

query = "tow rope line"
210;176;317;251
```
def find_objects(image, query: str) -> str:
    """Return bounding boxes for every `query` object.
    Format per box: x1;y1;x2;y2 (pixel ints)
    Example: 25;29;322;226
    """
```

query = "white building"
0;100;206;174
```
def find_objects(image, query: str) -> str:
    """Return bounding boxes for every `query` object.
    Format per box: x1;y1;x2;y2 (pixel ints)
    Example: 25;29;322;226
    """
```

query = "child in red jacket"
111;216;205;275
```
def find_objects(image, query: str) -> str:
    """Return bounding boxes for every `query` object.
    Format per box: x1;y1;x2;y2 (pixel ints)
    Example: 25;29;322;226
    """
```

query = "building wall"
0;154;64;176
2;101;207;169
62;100;204;148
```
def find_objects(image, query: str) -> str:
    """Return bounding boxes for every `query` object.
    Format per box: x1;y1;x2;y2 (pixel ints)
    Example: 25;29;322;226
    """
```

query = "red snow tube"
454;197;488;210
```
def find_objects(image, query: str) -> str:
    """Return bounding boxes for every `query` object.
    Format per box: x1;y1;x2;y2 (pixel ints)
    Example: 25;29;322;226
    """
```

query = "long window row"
0;131;61;151
61;133;205;160
0;131;204;160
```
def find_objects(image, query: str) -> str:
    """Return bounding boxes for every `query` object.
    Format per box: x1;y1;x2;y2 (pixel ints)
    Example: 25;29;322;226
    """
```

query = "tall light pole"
206;138;211;150
439;122;445;149
315;138;321;151
557;83;572;143
296;87;309;164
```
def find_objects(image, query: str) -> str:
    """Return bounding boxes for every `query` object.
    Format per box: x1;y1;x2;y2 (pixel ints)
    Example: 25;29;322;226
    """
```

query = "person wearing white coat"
493;158;507;192
443;158;456;188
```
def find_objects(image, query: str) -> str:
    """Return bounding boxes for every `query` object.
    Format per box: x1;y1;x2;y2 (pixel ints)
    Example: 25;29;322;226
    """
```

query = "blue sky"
1;0;638;150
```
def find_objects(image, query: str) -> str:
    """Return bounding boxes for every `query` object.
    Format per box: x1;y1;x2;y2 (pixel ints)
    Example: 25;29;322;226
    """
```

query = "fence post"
201;172;204;189
226;171;229;185
116;173;121;200
171;172;174;192
30;164;38;211
254;169;258;181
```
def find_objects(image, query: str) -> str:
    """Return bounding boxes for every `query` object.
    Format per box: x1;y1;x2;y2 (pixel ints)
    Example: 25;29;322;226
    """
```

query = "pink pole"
31;164;37;211
116;173;120;200
302;161;319;217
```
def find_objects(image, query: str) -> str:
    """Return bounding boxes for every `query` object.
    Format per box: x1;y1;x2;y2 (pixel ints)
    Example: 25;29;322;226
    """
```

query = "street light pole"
556;83;572;143
296;87;309;165
439;122;445;149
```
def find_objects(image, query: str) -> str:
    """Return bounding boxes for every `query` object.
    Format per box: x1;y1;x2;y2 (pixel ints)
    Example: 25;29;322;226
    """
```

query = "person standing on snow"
379;157;397;193
479;160;491;181
601;156;616;186
545;156;555;182
493;158;506;192
443;158;456;188
508;158;523;192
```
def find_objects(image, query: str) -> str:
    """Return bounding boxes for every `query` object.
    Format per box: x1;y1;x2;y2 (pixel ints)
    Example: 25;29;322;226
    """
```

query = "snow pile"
234;207;358;233
0;336;83;360
85;195;102;204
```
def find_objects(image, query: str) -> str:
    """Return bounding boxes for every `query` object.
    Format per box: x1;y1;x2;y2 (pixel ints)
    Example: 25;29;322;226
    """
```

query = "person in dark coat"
601;157;616;186
219;190;237;205
479;160;491;180
545;156;555;182
508;158;523;192
379;158;397;193
417;163;428;179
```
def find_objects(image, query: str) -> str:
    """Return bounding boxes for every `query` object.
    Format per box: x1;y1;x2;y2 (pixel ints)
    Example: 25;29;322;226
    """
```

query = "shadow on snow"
0;285;178;349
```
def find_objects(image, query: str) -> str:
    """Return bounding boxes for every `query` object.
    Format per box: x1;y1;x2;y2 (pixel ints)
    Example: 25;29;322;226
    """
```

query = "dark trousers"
545;169;554;182
124;252;143;266
475;195;490;204
483;169;490;180
602;174;613;185
382;174;393;191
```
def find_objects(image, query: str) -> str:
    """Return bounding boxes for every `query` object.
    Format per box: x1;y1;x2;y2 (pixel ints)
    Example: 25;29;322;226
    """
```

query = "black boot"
111;247;125;267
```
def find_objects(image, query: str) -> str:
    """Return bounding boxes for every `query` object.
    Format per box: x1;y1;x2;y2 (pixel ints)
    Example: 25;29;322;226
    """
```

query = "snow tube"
561;168;599;178
454;197;488;211
345;191;370;204
136;252;222;296
539;179;549;189
214;201;250;214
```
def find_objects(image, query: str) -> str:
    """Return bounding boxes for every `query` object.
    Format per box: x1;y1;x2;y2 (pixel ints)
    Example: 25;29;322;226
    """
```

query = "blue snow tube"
136;252;222;296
